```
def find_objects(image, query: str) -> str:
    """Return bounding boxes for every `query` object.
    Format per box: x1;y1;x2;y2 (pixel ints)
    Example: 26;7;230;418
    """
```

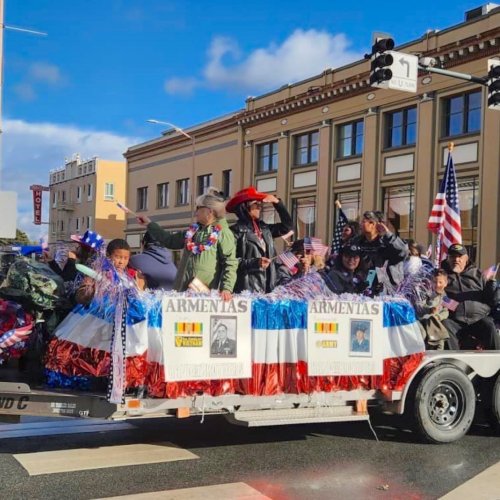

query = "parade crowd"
1;184;499;370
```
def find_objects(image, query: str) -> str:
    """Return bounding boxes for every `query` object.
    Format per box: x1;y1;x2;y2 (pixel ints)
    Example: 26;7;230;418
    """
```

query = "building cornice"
237;27;500;127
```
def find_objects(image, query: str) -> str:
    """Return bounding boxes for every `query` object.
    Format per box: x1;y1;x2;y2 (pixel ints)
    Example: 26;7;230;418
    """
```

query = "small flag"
425;244;433;259
482;263;499;281
331;205;349;254
442;296;459;312
277;251;300;272
0;325;33;353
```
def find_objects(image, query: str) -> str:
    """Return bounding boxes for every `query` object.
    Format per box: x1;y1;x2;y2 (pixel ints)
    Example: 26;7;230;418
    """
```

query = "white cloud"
165;29;363;95
29;62;64;86
13;82;36;102
164;76;199;96
1;119;143;241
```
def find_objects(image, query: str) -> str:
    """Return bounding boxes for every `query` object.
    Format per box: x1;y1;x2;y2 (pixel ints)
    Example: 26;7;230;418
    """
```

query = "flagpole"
436;141;454;266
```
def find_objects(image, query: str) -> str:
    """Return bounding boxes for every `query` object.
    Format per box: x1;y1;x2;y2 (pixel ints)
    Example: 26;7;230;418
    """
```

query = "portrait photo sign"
307;300;384;376
162;297;252;381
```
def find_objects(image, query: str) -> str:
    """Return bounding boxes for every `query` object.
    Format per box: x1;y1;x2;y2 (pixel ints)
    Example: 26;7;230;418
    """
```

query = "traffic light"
369;37;395;87
487;59;500;110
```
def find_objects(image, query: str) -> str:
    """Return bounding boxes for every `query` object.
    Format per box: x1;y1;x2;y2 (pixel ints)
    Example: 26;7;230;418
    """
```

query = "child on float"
416;269;450;350
75;239;144;305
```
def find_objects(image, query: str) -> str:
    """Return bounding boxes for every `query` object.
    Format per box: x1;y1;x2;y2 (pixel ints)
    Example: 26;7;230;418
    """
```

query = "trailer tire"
413;364;475;444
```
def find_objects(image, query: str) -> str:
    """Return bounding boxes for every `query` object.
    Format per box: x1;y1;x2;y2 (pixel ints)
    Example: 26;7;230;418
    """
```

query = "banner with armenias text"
307;300;384;376
162;296;252;381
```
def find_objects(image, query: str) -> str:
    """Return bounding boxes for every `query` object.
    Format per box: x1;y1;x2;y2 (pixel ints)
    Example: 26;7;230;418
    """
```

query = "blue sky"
1;0;486;238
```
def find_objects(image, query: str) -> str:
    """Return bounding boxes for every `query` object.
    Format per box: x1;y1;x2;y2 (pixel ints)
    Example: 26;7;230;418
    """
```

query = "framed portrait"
210;315;237;358
349;319;372;357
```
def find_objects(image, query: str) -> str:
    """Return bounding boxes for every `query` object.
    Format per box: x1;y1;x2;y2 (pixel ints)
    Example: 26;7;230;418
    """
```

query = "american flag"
0;325;32;353
331;205;349;254
277;251;300;272
304;237;323;253
427;151;462;261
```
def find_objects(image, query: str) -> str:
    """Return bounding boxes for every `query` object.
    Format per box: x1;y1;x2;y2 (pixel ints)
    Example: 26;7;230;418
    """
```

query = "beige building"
125;5;500;266
49;155;127;244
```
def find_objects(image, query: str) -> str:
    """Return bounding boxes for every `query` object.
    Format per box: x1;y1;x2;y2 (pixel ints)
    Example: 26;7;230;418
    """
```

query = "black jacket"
230;200;293;293
129;245;177;290
352;232;408;290
48;258;78;283
324;266;366;295
442;261;497;324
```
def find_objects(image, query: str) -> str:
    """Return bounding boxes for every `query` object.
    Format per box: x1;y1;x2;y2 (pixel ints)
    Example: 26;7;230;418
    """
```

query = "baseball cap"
448;243;467;256
341;244;362;257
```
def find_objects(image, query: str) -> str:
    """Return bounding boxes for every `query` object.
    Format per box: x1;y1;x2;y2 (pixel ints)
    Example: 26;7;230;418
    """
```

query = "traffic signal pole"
418;63;488;86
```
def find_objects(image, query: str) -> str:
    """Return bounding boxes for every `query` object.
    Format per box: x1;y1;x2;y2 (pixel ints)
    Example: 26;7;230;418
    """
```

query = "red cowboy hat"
226;186;266;213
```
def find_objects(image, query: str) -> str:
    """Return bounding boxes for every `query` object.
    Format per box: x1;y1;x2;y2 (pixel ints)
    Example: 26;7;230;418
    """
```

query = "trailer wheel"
413;364;475;444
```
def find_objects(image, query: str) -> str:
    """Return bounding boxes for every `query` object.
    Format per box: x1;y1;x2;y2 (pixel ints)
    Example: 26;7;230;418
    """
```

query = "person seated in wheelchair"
441;244;500;350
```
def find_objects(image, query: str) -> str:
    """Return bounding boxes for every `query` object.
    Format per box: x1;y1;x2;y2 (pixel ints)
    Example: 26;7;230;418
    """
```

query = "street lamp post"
146;119;196;215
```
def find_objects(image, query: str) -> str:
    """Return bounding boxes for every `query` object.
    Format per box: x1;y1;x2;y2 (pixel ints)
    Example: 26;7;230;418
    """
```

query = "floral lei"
185;223;222;254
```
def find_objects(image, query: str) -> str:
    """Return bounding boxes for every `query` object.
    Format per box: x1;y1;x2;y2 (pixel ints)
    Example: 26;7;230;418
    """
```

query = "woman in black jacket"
226;186;293;293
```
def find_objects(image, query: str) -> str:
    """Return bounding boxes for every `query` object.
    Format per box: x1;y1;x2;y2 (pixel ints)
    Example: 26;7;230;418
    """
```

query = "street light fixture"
147;118;196;214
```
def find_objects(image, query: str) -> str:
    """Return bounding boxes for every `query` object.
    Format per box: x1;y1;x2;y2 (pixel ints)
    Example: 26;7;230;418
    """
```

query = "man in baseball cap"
441;243;500;350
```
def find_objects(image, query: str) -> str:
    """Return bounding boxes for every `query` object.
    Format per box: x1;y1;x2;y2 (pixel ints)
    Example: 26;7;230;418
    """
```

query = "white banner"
162;297;252;381
307;300;384;376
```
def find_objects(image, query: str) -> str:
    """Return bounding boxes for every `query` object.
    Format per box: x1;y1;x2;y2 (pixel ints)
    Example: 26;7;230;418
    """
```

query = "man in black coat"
227;186;293;293
441;243;499;350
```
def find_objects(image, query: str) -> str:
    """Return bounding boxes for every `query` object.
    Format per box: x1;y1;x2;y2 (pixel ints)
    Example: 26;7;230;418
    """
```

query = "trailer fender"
398;351;500;414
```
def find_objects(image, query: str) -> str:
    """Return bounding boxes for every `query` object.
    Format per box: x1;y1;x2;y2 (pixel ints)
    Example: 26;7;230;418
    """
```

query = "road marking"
14;442;198;475
439;461;500;499
0;418;134;438
97;482;271;499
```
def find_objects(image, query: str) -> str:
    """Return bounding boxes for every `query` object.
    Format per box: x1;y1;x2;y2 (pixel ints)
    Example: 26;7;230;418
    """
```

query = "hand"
259;257;271;270
220;290;232;302
136;215;151;225
41;250;53;263
376;222;389;235
263;194;279;204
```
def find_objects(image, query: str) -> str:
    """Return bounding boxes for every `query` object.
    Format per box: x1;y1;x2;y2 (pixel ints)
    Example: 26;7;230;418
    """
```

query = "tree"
0;229;35;246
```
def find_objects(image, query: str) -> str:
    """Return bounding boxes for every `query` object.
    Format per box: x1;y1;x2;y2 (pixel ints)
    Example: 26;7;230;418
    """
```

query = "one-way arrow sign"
372;50;418;93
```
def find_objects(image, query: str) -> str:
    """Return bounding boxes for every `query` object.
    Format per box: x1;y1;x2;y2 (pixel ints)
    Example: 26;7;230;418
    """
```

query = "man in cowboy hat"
441;243;500;350
226;186;293;293
210;320;236;357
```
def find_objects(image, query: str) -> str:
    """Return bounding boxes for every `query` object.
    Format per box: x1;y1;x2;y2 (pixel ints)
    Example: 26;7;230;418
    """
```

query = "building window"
87;184;93;201
442;90;481;137
197;174;213;196
78;167;82;175
335;191;361;221
76;218;80;231
338;120;364;158
61;190;66;203
137;187;148;211
458;177;479;262
60;220;64;232
51;222;56;234
86;216;92;229
52;192;57;208
76;186;82;202
292;197;316;238
104;183;114;200
383;185;415;240
294;131;319;166
177;179;190;205
385;107;417;148
222;169;232;198
157;182;169;209
257;141;278;173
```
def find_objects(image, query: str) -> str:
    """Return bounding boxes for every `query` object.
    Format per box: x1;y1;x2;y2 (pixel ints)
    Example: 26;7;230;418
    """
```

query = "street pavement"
0;413;498;499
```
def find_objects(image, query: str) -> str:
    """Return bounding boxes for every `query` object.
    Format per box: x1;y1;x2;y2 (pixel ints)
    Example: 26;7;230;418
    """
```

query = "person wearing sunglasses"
226;186;293;293
352;210;408;293
136;187;237;301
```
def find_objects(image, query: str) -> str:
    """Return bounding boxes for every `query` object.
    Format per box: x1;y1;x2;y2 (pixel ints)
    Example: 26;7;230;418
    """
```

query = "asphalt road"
0;412;498;500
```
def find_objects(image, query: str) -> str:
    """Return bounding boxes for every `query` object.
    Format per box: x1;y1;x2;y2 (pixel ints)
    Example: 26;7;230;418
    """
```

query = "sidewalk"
440;461;500;499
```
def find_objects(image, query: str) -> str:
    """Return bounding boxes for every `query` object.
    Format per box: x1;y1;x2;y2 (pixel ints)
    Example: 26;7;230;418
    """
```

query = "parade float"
0;265;499;444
